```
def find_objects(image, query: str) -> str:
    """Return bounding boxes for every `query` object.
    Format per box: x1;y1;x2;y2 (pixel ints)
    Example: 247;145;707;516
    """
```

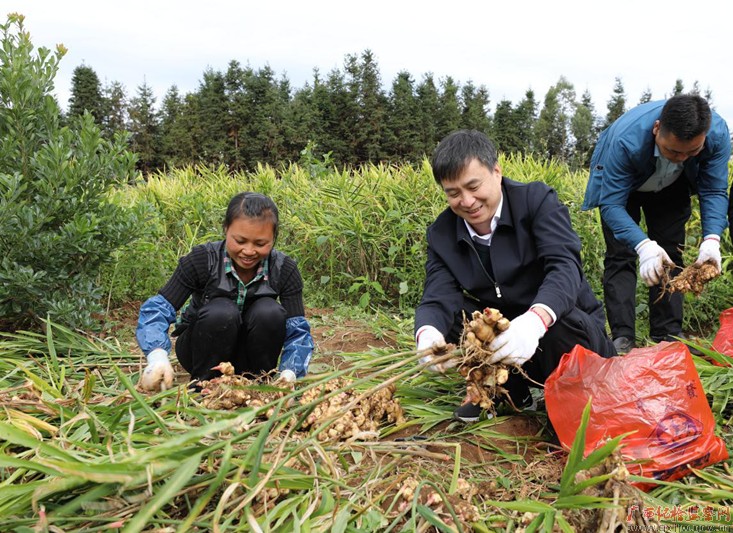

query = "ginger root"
458;308;514;412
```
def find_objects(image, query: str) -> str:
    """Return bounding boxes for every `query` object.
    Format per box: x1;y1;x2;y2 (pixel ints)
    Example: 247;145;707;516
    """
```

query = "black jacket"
159;240;304;334
415;178;605;335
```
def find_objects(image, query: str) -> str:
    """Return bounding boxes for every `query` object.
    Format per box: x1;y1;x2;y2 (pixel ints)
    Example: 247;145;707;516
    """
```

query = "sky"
6;0;733;125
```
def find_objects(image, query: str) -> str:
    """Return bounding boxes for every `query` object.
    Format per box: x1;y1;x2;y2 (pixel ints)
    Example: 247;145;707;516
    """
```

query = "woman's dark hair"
223;192;279;241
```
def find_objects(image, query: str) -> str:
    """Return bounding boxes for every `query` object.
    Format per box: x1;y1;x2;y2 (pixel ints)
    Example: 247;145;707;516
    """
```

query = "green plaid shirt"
223;255;269;312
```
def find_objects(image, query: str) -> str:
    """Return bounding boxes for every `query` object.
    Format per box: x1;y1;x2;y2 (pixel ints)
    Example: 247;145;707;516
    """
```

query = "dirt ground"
307;307;400;353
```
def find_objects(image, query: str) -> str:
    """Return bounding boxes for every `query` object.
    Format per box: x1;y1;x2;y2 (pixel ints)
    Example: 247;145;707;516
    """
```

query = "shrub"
0;14;141;330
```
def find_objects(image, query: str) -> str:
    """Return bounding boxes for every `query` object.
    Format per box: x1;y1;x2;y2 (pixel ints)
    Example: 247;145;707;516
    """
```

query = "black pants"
601;177;690;341
175;297;286;381
448;299;616;403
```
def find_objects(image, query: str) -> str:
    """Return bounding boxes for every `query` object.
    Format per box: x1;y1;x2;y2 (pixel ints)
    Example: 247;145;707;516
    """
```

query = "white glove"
278;369;297;383
636;239;673;287
695;236;721;273
140;348;174;391
416;325;446;372
488;310;546;366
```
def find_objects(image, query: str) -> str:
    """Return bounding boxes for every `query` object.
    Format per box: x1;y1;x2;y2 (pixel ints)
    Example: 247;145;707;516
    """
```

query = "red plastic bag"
545;342;728;491
712;307;733;359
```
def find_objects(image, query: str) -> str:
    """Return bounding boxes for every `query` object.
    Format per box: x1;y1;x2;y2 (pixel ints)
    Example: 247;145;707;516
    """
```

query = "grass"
1;311;733;531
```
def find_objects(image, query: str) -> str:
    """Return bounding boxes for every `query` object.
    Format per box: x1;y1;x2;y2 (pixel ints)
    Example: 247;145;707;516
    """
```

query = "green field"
2;157;733;532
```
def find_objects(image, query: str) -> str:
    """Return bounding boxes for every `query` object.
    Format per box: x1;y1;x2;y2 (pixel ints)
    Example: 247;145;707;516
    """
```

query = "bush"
0;14;141;330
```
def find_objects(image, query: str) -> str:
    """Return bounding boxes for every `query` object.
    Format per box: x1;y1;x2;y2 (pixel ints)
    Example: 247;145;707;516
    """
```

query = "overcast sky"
6;1;733;127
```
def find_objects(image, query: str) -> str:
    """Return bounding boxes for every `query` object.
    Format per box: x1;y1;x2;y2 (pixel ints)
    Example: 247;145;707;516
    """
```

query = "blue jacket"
582;100;730;249
416;178;605;336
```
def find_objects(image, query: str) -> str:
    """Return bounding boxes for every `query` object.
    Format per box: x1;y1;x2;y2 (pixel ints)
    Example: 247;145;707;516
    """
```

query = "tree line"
66;49;714;174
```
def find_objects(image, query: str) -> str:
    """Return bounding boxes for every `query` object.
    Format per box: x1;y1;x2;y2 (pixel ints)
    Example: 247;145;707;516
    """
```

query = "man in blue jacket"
582;95;730;354
416;129;615;423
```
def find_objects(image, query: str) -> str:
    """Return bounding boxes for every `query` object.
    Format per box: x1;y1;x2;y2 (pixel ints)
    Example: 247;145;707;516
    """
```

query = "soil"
307;307;399;353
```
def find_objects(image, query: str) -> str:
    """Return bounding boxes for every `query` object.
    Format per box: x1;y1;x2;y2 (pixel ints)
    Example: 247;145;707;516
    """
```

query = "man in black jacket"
415;130;616;422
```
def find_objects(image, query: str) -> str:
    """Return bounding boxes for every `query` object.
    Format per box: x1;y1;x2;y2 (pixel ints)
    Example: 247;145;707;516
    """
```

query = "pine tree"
310;67;352;164
671;79;685;96
703;87;714;106
513;89;538;155
223;61;290;168
159;85;191;168
603;76;626;128
491;99;520;154
284;80;319;162
289;68;333;160
244;66;289;167
101;80;127;139
194;68;230;166
127;81;161;174
638;87;653;104
535;77;576;160
383;71;422;161
67;64;104;123
223;60;248;169
345;50;387;164
460;81;491;133
416;73;440;155
570;90;596;169
436;76;461;139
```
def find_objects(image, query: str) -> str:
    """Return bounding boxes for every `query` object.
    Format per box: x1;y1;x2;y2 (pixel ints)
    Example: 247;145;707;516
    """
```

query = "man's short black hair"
431;129;498;184
659;94;712;140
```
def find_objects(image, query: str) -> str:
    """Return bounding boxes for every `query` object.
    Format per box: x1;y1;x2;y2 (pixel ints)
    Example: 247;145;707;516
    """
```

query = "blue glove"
279;316;314;378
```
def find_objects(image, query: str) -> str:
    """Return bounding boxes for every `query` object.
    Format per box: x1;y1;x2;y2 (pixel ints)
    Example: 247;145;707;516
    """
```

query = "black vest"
176;240;286;333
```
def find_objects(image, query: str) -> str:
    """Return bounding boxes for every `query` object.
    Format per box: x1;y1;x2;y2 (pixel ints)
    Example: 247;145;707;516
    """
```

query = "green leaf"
416;504;454;531
246;404;280;487
560;397;592;494
542;510;556;531
0;422;78;462
484;499;554;512
122;453;202;533
555;513;576;532
331;506;350;533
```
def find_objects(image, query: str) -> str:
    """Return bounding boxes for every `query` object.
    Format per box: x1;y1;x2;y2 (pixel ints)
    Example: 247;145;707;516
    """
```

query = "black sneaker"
453;393;536;423
612;336;635;354
453;402;482;423
516;392;537;411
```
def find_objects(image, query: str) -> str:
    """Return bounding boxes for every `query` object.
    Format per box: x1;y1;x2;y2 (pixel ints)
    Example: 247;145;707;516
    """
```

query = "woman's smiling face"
224;216;275;278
